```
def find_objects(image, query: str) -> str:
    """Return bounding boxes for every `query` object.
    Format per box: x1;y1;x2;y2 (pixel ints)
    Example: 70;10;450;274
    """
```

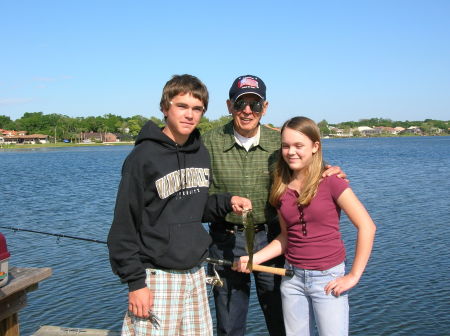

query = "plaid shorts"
121;266;212;336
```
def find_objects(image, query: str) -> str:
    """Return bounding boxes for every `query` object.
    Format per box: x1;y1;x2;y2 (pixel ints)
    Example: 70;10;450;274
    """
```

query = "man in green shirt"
202;75;345;336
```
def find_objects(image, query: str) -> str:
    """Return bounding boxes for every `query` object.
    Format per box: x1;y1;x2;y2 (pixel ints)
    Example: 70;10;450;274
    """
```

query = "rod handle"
204;258;293;277
249;264;294;277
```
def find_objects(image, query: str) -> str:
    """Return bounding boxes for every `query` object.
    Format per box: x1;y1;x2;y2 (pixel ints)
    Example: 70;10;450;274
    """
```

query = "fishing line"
0;226;292;277
0;225;225;291
0;224;291;299
0;225;107;244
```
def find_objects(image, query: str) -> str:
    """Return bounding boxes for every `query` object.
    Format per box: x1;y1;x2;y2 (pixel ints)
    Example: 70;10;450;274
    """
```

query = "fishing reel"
205;264;223;296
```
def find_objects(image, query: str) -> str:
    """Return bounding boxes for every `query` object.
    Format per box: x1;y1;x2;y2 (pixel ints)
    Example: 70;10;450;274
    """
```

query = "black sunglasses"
233;99;264;113
299;205;307;236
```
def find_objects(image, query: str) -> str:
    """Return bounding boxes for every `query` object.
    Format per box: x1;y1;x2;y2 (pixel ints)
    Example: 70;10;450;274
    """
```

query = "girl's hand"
324;273;359;297
232;256;252;273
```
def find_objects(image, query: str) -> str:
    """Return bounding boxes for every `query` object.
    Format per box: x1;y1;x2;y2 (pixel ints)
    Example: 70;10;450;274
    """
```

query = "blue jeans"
209;228;285;336
281;262;349;336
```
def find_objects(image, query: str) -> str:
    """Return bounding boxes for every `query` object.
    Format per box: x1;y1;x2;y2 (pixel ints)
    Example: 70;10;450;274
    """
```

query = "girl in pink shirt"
236;117;376;335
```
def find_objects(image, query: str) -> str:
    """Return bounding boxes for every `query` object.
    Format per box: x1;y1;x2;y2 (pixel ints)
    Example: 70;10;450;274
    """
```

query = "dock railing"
0;267;52;336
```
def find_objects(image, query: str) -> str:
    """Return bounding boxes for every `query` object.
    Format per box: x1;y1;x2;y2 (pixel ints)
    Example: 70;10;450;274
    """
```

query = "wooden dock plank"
1;267;53;336
0;290;27;321
33;326;120;336
0;267;52;299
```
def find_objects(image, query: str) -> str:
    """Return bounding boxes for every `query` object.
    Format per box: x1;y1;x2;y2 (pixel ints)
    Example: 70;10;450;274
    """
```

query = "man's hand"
230;196;252;215
128;287;153;318
323;164;348;181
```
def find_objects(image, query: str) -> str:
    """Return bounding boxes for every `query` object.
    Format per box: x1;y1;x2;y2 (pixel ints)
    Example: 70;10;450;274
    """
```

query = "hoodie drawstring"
175;145;188;193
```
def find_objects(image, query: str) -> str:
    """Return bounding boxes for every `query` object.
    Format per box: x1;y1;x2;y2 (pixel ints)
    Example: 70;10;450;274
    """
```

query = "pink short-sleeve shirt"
279;175;349;270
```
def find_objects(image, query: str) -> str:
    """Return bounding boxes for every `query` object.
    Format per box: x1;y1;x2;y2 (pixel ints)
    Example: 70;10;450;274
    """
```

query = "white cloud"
0;98;34;106
32;76;74;82
33;77;57;82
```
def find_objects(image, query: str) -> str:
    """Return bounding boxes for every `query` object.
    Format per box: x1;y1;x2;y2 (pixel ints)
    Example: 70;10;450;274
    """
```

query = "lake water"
1;136;449;335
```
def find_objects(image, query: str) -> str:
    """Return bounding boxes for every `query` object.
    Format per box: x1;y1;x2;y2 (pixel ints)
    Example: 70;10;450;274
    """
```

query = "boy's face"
162;93;205;144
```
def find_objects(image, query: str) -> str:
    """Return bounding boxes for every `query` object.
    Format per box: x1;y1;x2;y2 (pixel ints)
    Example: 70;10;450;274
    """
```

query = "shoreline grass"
1;134;447;151
0;141;134;150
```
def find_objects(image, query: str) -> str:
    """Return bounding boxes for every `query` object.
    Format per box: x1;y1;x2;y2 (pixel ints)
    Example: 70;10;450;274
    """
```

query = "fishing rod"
206;257;293;277
0;225;107;244
0;226;293;277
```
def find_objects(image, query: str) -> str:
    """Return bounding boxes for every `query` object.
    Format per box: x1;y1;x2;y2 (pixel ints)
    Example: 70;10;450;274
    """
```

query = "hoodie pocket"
156;220;211;269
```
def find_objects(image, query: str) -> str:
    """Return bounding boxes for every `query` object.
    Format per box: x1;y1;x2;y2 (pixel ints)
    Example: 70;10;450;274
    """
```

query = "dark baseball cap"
229;75;266;101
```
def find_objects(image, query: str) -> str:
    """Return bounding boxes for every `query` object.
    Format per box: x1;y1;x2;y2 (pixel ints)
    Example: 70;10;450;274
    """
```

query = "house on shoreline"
326;125;434;137
80;131;119;143
0;129;49;144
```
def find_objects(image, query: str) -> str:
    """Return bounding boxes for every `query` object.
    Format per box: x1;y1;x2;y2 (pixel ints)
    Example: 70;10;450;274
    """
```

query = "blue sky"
1;0;449;126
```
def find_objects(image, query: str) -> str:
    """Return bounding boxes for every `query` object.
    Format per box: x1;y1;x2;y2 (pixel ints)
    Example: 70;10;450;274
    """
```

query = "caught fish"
242;209;255;271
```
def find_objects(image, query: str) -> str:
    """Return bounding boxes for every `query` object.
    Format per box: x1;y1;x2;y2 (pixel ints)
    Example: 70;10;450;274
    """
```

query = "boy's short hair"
160;74;209;112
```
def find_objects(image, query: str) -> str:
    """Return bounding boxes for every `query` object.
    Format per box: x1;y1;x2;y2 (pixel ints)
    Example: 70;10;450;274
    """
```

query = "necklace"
298;204;307;236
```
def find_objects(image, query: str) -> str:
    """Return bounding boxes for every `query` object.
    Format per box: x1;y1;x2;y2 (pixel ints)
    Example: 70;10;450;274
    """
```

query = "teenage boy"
108;74;251;336
202;75;345;336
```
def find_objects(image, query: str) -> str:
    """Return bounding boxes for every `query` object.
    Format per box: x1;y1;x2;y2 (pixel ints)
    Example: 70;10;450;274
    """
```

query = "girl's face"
281;127;319;173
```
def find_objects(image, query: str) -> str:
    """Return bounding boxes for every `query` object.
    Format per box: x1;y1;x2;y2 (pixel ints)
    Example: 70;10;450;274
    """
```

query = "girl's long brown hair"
269;116;325;207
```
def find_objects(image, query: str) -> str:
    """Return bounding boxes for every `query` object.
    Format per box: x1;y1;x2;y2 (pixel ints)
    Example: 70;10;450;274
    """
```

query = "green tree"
81;116;105;132
212;115;232;129
0;115;15;129
15;112;46;133
8;111;449;140
128;119;143;136
149;116;162;127
318;119;330;136
336;121;358;129
103;113;124;133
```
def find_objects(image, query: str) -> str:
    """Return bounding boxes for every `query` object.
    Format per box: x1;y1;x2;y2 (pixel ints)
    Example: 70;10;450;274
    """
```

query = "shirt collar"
222;121;272;152
234;126;260;151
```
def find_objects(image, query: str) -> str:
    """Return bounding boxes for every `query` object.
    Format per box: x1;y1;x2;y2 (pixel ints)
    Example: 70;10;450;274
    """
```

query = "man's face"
227;94;268;138
162;93;204;144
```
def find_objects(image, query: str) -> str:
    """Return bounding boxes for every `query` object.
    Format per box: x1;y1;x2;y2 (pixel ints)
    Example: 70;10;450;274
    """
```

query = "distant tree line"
0;112;233;141
317;118;449;136
0;113;448;141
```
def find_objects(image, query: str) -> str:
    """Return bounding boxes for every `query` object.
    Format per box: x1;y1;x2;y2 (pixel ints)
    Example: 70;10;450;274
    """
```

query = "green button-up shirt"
202;121;280;226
